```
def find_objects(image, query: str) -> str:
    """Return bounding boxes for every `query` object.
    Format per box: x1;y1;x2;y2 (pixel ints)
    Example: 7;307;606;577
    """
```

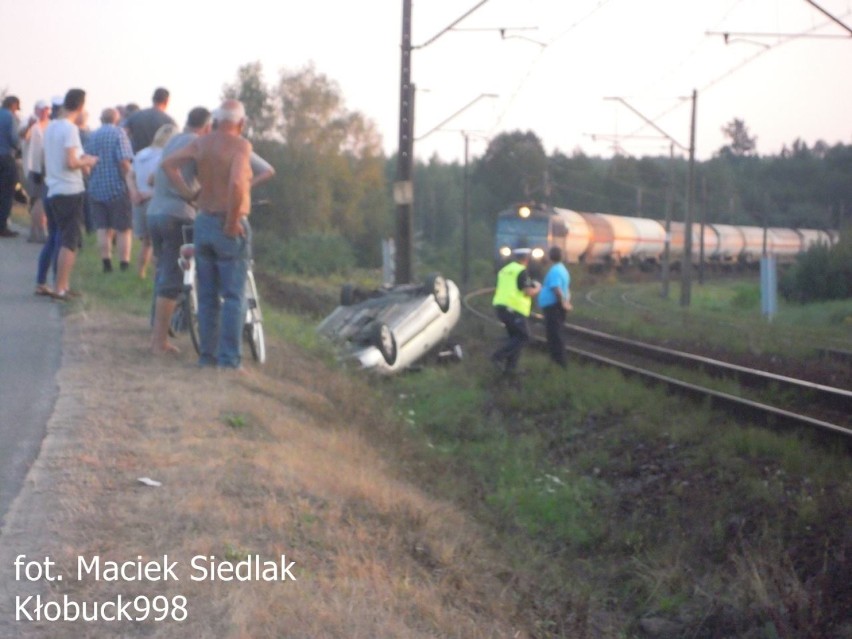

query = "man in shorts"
84;108;134;272
146;106;212;354
43;89;98;300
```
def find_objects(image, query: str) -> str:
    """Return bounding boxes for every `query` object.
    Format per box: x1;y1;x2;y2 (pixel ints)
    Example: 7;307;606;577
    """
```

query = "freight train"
495;203;837;269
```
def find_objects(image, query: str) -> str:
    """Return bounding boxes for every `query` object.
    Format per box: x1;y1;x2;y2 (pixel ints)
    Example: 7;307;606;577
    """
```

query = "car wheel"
424;273;450;312
370;321;397;366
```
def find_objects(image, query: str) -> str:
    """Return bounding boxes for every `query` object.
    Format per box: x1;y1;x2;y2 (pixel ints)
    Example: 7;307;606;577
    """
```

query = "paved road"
0;227;62;528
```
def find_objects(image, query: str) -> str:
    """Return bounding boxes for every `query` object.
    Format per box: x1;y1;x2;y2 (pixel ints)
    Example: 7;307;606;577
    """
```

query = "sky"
2;0;850;164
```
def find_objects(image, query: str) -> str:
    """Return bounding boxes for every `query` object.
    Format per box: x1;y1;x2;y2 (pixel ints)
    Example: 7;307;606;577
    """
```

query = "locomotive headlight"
531;248;545;260
499;246;512;258
518;206;531;218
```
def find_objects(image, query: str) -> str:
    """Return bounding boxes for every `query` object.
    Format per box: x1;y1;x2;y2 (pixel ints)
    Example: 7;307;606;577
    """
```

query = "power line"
491;0;616;133
622;9;852;145
639;0;748;94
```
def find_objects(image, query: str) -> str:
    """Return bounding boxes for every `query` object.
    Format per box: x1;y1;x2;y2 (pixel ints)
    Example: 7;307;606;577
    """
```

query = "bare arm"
125;167;144;205
19;117;36;142
251;166;275;188
65;147;97;171
161;142;200;202
249;152;275;188
550;284;572;310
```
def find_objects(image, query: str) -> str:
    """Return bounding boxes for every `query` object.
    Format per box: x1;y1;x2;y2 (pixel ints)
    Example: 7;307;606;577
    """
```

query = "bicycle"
170;223;266;364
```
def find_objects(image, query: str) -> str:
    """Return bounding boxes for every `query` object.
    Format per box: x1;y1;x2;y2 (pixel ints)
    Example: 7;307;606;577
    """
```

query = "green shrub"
255;232;356;277
780;231;852;302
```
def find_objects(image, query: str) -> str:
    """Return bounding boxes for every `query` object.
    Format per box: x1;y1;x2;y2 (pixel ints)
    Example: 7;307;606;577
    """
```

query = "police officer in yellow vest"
491;247;541;374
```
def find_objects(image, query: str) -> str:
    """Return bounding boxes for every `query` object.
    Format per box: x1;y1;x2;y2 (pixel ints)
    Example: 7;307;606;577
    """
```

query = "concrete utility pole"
661;143;674;299
462;132;471;288
680;89;697;308
394;0;415;285
699;175;707;285
393;0;491;285
603;96;697;304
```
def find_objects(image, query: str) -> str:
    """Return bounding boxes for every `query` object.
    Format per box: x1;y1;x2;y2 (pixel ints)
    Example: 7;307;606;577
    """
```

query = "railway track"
583;283;852;354
463;288;852;444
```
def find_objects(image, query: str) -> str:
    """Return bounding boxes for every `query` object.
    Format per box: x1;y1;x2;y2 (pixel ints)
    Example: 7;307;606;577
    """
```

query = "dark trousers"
542;303;567;367
0;154;16;231
492;305;530;372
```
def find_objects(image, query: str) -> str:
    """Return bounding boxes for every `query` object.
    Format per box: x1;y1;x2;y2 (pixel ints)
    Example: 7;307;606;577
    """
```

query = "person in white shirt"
41;89;98;300
126;123;177;278
20;99;51;242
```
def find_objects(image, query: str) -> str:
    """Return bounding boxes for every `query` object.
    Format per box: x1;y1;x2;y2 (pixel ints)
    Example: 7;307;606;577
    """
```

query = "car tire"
424;273;450;313
370;321;397;366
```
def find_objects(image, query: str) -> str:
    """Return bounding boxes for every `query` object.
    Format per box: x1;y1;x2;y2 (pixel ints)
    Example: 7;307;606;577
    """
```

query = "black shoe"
0;228;20;238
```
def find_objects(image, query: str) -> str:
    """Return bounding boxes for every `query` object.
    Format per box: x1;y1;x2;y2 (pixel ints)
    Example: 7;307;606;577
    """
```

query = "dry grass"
0;310;528;638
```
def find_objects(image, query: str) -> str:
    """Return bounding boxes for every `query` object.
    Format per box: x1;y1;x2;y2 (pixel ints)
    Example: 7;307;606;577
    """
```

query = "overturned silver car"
317;274;461;374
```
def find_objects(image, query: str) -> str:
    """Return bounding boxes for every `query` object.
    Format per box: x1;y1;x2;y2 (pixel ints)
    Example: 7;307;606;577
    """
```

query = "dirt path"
0;310;526;638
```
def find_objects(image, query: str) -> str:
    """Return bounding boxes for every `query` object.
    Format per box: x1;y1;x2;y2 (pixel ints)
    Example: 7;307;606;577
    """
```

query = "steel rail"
462;288;852;441
563;323;852;413
560;342;852;440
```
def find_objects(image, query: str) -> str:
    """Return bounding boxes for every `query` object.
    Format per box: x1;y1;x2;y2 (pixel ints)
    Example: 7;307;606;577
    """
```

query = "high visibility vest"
492;261;532;317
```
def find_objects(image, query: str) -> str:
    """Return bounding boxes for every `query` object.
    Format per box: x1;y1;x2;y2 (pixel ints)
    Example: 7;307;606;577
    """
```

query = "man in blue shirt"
0;96;22;237
538;246;572;368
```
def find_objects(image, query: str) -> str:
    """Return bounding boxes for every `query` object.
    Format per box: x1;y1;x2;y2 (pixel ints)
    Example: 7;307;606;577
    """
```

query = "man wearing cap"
0;95;22;237
162;99;253;370
50;96;64;120
491;247;541;374
20;99;52;242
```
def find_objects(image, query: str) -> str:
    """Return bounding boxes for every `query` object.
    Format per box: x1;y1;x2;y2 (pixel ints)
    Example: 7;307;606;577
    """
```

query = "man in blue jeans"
162;99;253;370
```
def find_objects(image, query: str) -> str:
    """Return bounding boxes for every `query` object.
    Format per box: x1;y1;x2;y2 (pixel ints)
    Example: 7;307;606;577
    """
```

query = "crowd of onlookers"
1;88;177;292
0;87;272;371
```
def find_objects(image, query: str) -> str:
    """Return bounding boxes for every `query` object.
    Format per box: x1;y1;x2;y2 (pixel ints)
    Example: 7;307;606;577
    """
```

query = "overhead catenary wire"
623;9;852;145
489;0;616;134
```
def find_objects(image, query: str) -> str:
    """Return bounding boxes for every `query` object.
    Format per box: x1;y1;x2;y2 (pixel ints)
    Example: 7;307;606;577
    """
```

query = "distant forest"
226;62;851;279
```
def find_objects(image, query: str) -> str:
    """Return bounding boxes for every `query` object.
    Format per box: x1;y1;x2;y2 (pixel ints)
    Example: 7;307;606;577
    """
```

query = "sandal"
34;285;53;296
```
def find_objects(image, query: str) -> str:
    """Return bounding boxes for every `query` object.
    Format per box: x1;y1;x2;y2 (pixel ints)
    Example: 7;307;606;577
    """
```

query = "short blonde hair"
151;123;178;148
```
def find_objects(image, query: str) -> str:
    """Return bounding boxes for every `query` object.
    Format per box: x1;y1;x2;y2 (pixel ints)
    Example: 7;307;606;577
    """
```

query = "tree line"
225;62;851;288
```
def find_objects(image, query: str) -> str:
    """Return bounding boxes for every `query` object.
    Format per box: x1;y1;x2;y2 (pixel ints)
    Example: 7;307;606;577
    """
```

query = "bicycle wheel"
244;270;266;363
184;287;200;355
245;317;266;363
